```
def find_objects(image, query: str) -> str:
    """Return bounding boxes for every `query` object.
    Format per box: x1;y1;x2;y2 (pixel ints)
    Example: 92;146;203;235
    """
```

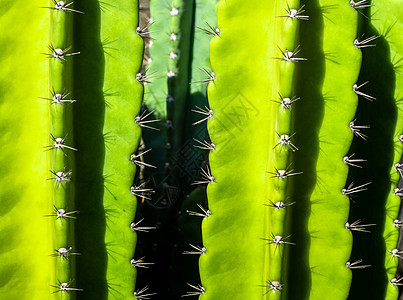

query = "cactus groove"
370;0;403;298
307;0;361;298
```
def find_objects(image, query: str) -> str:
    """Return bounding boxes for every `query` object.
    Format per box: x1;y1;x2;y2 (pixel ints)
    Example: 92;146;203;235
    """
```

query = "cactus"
364;0;403;298
303;0;362;298
73;0;144;298
1;0;403;299
100;0;143;298
46;2;80;297
201;1;305;298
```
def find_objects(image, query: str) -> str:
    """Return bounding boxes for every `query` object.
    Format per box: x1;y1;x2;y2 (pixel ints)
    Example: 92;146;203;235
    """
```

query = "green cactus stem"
370;0;403;297
267;1;302;297
74;0;145;298
46;2;79;298
3;0;403;299
145;0;171;119
72;0;108;298
201;0;299;298
185;0;217;171
166;0;194;174
146;0;194;170
179;0;218;291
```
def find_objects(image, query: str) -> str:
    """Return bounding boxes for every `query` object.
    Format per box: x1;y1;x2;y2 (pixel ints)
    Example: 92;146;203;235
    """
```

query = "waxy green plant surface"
0;0;402;299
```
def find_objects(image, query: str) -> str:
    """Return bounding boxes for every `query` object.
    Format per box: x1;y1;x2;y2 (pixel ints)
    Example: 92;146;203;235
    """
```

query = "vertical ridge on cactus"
2;0;403;299
201;1;279;298
145;0;170;119
305;0;361;298
268;1;302;296
166;0;195;188
71;0;110;297
73;0;145;298
99;1;144;298
370;0;403;298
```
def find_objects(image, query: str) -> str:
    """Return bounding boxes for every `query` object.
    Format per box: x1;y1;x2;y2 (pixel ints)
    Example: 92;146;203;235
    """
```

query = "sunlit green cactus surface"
0;0;402;299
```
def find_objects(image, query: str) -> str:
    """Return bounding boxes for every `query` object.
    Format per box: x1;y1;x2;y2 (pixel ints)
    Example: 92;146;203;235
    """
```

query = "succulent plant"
0;0;402;299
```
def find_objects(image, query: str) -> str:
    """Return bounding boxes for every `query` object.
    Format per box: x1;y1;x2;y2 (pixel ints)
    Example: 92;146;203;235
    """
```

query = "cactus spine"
46;2;79;297
267;1;302;298
0;2;53;298
306;0;362;298
99;1;144;298
202;1;285;298
2;0;403;299
141;0;195;198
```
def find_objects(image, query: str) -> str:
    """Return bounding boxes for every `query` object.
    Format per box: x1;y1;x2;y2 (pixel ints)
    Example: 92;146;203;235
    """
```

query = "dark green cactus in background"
0;0;402;300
